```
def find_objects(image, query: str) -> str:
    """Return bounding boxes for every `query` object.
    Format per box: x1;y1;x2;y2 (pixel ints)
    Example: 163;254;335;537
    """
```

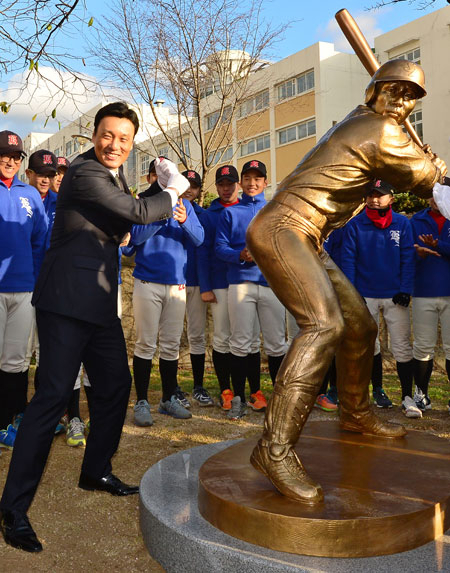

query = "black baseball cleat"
78;472;139;496
0;510;43;553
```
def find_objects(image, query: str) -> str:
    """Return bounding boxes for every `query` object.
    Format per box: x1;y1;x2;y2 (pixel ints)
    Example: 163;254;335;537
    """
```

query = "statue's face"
372;81;418;125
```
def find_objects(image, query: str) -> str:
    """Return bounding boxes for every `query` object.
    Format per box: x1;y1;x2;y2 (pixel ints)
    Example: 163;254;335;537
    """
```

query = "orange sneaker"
249;390;267;412
315;393;338;412
220;389;234;411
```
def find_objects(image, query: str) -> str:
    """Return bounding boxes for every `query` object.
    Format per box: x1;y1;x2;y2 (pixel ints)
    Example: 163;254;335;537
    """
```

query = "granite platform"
140;437;450;572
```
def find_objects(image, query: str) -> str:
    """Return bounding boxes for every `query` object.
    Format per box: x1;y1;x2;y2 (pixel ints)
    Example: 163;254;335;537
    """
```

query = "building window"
277;118;316;146
65;140;72;156
205;106;231;131
408;108;423;141
176;137;191;161
157;145;169;158
140;153;150;176
54;147;60;157
278;70;314;101
207;146;233;166
238;90;269;118
240;133;270;157
395;47;420;64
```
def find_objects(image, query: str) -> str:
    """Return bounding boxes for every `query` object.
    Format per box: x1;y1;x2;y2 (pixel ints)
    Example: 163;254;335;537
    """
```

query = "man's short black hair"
93;102;140;136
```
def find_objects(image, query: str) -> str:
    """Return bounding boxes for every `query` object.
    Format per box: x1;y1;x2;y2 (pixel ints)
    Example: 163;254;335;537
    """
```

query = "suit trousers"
0;309;132;514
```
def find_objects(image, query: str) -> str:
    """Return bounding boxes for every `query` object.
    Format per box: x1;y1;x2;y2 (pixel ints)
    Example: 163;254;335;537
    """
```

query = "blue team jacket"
411;208;450;297
0;176;48;292
197;198;240;293
323;227;345;269
43;189;58;249
186;201;205;287
129;198;204;285
341;209;415;298
215;192;268;286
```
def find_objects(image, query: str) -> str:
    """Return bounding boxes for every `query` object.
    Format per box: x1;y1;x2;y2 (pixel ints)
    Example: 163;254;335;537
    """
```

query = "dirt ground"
1;367;450;572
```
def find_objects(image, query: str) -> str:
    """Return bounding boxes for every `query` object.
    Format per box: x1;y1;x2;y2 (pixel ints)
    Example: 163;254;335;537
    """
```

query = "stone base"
198;421;450;557
139;424;450;572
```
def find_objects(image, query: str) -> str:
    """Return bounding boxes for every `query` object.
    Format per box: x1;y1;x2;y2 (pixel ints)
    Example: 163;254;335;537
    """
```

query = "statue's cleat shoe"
250;441;323;504
340;410;406;438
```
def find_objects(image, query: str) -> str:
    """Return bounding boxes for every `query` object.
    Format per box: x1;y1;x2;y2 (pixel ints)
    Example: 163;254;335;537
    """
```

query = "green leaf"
47;24;52;31
32;114;37;121
29;59;35;71
35;61;38;72
88;17;94;26
51;109;56;119
44;117;49;127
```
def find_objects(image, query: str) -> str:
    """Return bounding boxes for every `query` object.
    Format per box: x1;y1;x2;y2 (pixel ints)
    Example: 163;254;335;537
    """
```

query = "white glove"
154;157;179;189
433;182;450;219
166;172;190;197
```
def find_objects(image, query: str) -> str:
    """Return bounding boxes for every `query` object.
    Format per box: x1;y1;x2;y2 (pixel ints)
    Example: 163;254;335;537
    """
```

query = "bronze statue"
246;60;447;504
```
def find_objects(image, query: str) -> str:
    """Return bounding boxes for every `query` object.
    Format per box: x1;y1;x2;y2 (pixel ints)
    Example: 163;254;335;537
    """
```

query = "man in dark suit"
0;102;189;553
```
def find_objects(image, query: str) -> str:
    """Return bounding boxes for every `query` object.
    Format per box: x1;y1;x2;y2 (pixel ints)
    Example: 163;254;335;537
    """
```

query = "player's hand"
239;247;253;262
173;199;187;224
392;292;411;307
414;244;441;258
418;233;438;248
201;291;217;303
120;232;131;247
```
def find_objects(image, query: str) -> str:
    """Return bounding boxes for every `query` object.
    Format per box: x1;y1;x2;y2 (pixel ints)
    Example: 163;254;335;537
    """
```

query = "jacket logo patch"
20;197;33;218
390;230;400;246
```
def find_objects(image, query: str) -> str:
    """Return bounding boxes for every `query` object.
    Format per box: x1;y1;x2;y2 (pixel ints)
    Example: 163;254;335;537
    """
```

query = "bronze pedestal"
198;421;450;557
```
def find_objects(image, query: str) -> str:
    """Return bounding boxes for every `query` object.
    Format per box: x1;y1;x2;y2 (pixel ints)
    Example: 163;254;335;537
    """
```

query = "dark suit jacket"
32;148;173;326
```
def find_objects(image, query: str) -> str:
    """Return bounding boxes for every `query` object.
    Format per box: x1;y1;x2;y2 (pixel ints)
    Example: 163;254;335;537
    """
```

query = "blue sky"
2;0;446;137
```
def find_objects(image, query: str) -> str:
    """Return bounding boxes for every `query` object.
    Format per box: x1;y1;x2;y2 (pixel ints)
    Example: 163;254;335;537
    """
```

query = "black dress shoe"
0;510;43;553
78;472;139;496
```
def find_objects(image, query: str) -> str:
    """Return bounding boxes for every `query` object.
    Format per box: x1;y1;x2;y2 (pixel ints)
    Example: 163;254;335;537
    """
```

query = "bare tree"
91;0;287;198
367;0;447;9
0;0;97;118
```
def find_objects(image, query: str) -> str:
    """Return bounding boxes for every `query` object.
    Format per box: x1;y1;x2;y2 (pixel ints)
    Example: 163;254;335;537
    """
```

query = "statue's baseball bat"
335;8;423;148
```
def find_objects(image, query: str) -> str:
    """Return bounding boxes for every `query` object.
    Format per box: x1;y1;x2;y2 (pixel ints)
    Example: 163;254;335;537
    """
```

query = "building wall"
374;4;450;167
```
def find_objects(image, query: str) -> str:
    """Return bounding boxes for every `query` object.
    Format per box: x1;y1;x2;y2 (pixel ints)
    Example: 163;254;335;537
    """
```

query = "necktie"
114;173;124;191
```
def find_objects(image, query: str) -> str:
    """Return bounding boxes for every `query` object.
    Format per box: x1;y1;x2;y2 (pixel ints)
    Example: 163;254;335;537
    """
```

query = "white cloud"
319;9;389;53
0;67;126;138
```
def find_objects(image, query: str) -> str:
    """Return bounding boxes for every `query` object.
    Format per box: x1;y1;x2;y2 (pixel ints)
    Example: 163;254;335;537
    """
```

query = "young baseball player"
181;170;214;406
215;159;287;420
0;131;48;448
50;156;70;194
411;196;450;412
197;165;240;410
129;162;204;423
341;179;420;417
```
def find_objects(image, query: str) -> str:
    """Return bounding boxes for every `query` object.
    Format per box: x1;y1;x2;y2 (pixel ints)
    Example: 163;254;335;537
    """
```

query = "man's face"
26;170;55;198
216;179;239;204
372;81;418;125
92;116;135;169
0;153;22;179
51;167;67;193
366;190;394;210
240;170;267;197
181;183;200;202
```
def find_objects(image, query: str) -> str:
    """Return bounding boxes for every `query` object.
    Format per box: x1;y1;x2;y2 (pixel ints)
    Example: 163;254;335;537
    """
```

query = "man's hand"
154;157;178;189
240;247;253;262
414;244;441;259
201;291;217;303
392;292;411;307
173;199;187;224
418;233;438;248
